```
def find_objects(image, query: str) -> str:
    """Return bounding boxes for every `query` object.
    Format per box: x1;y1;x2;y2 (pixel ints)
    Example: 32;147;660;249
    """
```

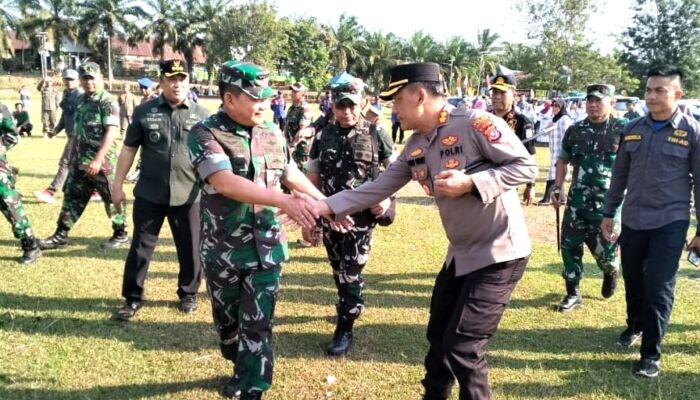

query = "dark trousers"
422;257;528;400
391;121;404;144
121;197;202;302
618;219;688;361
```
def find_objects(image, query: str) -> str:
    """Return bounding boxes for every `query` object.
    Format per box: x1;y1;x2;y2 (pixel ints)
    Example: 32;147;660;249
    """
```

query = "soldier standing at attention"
551;84;627;312
188;60;329;400
37;77;60;138
0;101;41;264
312;62;537;400
305;76;395;356
284;82;313;170
112;60;209;321
34;69;83;204
602;66;700;378
118;83;137;137
489;65;537;205
38;62;129;251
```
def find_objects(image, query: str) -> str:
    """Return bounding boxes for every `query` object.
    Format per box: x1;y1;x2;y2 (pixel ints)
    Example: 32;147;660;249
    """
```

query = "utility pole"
36;32;48;78
106;33;113;90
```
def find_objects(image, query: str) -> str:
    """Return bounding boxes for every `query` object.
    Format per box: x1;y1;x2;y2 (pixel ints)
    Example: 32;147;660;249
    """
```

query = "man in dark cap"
189;60;327;400
551;84;627;312
305;75;395;356
284;82;313;170
490;65;537;205
38;62;129;251
111;59;209;321
311;62;537;400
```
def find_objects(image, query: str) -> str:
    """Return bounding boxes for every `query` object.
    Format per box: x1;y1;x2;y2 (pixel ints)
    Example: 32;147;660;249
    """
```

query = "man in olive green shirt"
112;59;209;320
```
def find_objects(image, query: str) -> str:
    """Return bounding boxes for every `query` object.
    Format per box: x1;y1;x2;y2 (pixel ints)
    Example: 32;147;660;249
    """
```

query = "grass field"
0;95;699;399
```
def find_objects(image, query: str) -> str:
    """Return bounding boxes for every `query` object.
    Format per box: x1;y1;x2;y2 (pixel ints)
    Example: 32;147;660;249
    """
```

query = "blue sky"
272;0;635;54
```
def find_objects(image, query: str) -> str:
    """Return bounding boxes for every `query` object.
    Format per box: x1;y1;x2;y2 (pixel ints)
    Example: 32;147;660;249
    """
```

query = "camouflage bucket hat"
586;83;615;99
332;78;364;105
79;62;101;78
219;60;275;100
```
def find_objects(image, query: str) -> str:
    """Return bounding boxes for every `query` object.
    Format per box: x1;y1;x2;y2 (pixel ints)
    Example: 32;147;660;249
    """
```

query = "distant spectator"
12;103;32;136
271;91;286;130
19;85;31;110
319;90;332;118
118;83;137;137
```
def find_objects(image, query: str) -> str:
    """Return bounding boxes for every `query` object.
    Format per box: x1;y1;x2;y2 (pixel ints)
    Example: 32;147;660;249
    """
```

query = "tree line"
1;0;699;96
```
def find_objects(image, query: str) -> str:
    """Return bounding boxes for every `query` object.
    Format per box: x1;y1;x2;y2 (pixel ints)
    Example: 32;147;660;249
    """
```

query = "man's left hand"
433;170;473;198
87;159;102;176
688;236;700;252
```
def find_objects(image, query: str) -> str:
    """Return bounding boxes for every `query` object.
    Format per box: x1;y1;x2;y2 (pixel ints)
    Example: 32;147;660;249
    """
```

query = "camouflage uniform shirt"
284;101;311;142
189;111;291;270
74;90;120;172
559;117;627;217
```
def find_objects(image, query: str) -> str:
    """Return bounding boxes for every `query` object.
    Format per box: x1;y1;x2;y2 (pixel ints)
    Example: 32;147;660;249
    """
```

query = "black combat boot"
326;315;354;356
537;180;555;205
100;228;130;249
20;236;41;264
601;271;617;299
221;371;241;399
240;391;262;400
38;225;69;250
557;281;583;312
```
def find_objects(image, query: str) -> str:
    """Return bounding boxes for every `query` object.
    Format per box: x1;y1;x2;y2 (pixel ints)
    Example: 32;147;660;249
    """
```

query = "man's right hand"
550;187;562;209
600;217;616;243
111;185;126;213
278;193;318;229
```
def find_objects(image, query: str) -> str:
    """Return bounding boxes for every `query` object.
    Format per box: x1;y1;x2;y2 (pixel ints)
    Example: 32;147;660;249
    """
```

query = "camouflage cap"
586;83;615;99
219;60;275;100
332;77;364;105
79;62;101;78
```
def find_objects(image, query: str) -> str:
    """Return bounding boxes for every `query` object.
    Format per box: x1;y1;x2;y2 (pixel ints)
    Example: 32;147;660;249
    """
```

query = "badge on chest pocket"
411;165;428;181
148;130;161;144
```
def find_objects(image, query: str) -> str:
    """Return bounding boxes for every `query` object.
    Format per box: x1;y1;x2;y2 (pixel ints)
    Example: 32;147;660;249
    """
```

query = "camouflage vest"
209;121;286;195
316;118;378;196
285;102;307;141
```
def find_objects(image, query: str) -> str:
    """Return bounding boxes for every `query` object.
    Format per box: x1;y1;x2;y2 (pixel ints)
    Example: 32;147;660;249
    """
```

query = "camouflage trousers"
560;208;619;284
321;211;375;321
0;162;32;240
204;262;281;394
57;169;126;231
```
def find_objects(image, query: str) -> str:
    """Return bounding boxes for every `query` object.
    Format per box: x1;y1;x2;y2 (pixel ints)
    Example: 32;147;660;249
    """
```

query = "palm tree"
171;8;205;76
356;31;401;93
329;13;364;73
77;0;144;86
19;0;78;65
474;29;502;91
188;0;231;79
139;0;179;60
437;36;476;95
0;0;23;57
403;31;437;62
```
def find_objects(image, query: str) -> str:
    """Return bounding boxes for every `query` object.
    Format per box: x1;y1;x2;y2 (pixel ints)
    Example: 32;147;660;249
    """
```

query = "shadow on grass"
0;376;222;400
396;196;435;206
0;237;178;261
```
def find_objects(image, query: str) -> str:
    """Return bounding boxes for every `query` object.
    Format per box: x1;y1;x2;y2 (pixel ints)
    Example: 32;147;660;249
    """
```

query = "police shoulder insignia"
409;147;424;157
438;109;449;125
445;158;460;169
441;135;458;146
674;129;688;137
472;115;501;143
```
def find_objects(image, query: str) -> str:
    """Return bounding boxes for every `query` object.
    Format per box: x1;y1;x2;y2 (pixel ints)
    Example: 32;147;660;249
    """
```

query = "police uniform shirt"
604;108;700;231
125;96;209;206
325;107;538;276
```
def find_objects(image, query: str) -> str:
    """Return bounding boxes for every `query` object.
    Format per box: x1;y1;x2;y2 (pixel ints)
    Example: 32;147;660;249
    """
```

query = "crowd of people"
0;57;698;400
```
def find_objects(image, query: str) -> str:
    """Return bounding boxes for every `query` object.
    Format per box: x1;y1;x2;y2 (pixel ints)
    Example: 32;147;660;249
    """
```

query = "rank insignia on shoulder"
624;134;642;141
674;129;688;138
438;109;449;125
409;147;424;157
472;115;501;143
441;135;459;146
445;158;460;169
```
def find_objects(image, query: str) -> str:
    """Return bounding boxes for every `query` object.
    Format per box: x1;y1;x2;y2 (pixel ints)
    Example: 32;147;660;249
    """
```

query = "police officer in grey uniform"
314;63;537;400
112;60;209;320
602;65;700;378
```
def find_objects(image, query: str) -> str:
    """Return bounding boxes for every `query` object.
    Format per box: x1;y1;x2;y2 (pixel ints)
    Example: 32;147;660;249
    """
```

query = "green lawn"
0;96;699;399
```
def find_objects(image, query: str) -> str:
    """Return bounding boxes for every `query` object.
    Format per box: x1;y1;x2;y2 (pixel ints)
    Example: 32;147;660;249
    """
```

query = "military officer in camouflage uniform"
0;101;41;264
306;76;395;356
284;83;313;170
37;77;60;138
189;60;326;400
490;65;537;205
551;84;628;312
39;62;129;251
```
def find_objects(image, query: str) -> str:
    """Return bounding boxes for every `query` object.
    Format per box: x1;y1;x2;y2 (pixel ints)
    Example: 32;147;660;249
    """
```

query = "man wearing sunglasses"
550;84;628;312
305;76;395;356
